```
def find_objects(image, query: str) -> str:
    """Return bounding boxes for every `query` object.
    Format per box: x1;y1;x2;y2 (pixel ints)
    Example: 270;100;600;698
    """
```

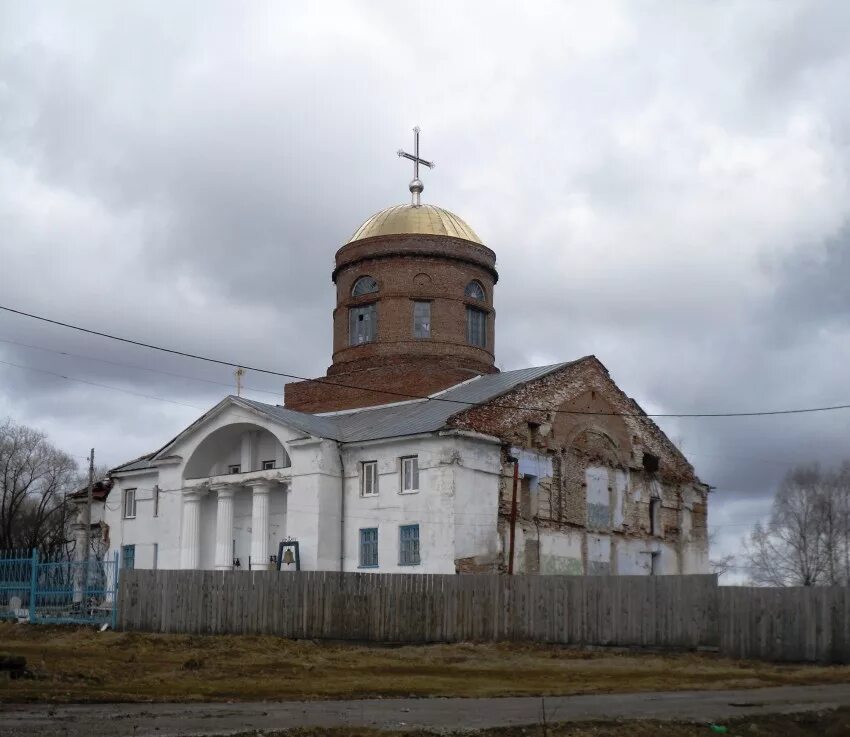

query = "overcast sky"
2;2;850;577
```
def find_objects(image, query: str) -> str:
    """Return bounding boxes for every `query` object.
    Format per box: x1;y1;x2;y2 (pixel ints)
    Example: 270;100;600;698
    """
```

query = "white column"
247;481;271;571
72;522;86;603
72;522;87;562
212;484;236;571
180;490;204;569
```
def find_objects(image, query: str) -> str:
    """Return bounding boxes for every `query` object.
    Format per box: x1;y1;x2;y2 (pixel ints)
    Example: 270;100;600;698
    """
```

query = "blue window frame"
122;544;136;570
399;524;420;566
359;528;378;568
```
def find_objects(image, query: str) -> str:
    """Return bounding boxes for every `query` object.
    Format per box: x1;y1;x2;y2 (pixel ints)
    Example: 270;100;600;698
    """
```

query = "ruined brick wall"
450;357;696;483
453;356;709;574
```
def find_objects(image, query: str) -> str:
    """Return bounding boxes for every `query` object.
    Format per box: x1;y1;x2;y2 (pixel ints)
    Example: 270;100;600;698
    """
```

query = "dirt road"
2;683;849;737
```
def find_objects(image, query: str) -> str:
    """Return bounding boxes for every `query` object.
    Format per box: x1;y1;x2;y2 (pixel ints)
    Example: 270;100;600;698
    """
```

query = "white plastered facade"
98;399;504;574
92;393;708;576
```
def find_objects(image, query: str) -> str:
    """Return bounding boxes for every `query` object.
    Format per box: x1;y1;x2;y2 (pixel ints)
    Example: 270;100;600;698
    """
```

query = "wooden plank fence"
719;586;850;663
116;571;850;662
117;570;719;650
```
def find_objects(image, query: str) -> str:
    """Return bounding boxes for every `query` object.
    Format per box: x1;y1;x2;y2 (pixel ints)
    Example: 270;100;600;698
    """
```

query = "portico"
180;467;291;571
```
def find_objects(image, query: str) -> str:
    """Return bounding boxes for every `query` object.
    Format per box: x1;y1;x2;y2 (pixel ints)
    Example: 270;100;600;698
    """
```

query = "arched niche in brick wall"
553;389;632;466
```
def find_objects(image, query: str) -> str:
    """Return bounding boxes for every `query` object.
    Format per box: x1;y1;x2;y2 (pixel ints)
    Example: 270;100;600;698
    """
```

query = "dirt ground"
240;709;850;736
2;623;850;703
235;708;850;736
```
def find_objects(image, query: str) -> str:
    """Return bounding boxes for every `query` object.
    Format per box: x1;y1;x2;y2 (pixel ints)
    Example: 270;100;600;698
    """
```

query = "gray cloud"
2;1;850;576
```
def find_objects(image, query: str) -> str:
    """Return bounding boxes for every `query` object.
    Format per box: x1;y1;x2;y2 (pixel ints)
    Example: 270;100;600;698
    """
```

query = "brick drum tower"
284;130;498;413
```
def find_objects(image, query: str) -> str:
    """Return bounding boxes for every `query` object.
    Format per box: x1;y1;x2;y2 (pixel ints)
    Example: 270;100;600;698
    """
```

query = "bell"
282;548;295;566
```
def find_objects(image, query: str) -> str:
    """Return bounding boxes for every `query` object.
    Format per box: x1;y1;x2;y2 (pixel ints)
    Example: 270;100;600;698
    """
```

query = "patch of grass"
1;622;849;703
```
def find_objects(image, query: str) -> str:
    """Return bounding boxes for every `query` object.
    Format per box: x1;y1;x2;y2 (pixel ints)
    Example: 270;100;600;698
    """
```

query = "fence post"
28;548;39;624
111;551;120;629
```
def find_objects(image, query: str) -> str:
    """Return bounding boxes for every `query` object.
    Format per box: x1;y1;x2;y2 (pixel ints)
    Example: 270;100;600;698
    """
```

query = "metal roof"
347;204;482;245
111;454;157;473
242;362;575;443
110;362;581;473
236;399;345;440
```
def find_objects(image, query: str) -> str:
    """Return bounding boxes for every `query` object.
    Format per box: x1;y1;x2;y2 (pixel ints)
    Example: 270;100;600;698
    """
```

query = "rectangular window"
262;460;275;470
153;485;160;518
122;544;135;570
359;528;378;568
349;303;377;345
400;456;419;493
399;524;420;566
361;461;378;496
466;307;487;347
228;464;241;475
123;488;137;519
413;301;431;338
650;551;660;576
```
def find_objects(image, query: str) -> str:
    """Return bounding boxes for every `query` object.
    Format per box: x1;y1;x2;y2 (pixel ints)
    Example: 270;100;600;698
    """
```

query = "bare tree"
0;418;78;554
707;530;736;580
744;463;850;586
710;553;737;579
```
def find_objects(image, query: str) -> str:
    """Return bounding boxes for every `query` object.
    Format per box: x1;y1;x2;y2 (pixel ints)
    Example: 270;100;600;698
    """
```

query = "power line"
0;358;206;411
0;355;832;481
4;302;850;418
0;335;284;398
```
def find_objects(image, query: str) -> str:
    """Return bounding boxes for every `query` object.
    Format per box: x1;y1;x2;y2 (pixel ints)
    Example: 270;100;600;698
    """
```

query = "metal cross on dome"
397;126;435;207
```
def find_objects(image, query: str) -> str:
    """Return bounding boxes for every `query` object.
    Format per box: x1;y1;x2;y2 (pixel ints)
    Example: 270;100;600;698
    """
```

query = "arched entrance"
180;423;291;570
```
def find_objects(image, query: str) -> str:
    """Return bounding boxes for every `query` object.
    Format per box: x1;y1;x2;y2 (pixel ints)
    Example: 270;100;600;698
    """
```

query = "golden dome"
347;204;482;245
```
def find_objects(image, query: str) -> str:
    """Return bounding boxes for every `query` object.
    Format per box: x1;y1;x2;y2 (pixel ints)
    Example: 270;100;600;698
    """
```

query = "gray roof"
235;399;345;440
111;453;156;473
111;361;579;473
239;361;575;443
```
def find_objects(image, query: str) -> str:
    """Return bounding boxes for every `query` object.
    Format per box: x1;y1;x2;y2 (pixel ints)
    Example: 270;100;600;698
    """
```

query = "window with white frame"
399;524;420;566
228;464;241;475
361;461;378;496
123;488;137;519
400;456;419;493
359;528;378;567
413;301;431;338
262;460;275;470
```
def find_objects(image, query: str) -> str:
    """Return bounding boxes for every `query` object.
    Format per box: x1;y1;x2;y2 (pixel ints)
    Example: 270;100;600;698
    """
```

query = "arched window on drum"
464;280;485;301
352;276;379;297
350;276;379;345
465;281;487;347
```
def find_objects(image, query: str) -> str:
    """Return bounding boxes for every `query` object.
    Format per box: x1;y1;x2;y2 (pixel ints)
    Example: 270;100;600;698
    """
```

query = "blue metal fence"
0;549;119;626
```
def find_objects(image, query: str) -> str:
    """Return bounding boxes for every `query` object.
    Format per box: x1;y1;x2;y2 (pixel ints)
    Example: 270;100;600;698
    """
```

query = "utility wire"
0;336;283;398
0;358;206;410
4;303;850;418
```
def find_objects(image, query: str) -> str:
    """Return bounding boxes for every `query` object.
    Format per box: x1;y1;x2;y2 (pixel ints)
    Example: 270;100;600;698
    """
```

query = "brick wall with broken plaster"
450;357;709;575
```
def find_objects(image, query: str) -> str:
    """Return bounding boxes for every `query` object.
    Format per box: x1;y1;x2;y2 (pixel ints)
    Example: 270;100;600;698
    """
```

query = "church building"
82;131;709;577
